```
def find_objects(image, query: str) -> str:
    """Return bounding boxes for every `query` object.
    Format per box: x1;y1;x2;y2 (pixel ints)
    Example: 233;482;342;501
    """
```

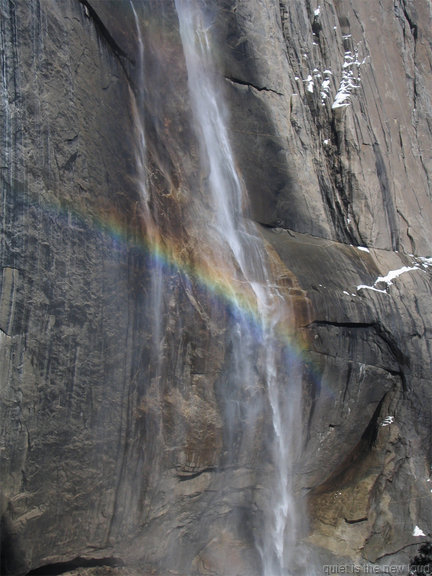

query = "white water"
174;0;268;287
129;0;164;369
130;1;147;204
174;1;306;574
129;0;309;572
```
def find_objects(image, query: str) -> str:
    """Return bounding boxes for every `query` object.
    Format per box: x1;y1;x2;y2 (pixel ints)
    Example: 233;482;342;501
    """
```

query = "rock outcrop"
1;1;431;575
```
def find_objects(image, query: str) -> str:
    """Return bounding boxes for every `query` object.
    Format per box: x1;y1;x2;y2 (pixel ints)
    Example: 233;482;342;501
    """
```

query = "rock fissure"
374;542;428;563
344;516;368;524
0;327;11;338
308;320;377;329
224;75;284;96
400;1;418;43
77;0;132;82
176;466;216;480
25;556;124;576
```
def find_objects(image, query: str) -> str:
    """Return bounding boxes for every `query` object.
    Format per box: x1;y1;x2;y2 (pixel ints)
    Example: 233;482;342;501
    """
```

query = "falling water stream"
174;3;303;573
130;1;308;574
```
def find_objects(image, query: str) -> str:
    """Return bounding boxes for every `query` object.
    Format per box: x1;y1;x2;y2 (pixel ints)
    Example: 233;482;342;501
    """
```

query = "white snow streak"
357;265;421;293
305;75;314;93
356;284;388;294
417;256;432;268
300;68;333;104
378;265;420;285
413;526;426;537
332;49;365;110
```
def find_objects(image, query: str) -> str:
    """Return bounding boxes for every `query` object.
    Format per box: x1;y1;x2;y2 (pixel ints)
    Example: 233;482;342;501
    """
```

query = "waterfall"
173;0;266;288
174;2;306;575
129;0;164;358
130;0;309;573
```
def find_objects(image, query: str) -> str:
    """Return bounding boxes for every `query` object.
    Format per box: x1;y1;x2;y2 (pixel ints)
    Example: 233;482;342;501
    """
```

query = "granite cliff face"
1;1;431;575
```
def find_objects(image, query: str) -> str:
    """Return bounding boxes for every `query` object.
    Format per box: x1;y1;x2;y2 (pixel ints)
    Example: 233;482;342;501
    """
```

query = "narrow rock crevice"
77;0;133;84
375;542;427;562
344;516;368;524
400;1;418;43
0;327;11;338
176;466;216;480
224;75;284;96
309;320;377;329
310;320;409;381
26;556;124;576
397;208;416;254
78;0;128;59
376;325;410;371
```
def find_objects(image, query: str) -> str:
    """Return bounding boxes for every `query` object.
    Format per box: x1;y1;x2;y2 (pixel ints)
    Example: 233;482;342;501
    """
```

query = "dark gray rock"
1;0;431;575
262;226;432;564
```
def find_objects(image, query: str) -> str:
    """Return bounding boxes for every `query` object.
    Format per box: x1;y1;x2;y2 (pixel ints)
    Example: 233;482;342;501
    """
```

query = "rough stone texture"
261;227;432;564
1;0;432;575
0;0;144;573
219;0;432;253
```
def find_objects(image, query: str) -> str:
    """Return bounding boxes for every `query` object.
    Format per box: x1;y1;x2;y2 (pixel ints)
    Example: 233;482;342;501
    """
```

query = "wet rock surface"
1;0;431;574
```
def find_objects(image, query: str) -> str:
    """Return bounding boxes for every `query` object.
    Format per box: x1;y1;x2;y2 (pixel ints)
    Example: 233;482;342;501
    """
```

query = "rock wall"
0;0;145;572
0;0;431;575
218;0;432;253
217;0;432;564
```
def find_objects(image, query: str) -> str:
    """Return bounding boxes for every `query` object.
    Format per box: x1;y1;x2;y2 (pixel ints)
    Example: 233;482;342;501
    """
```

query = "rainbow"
19;182;323;394
6;0;324;392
